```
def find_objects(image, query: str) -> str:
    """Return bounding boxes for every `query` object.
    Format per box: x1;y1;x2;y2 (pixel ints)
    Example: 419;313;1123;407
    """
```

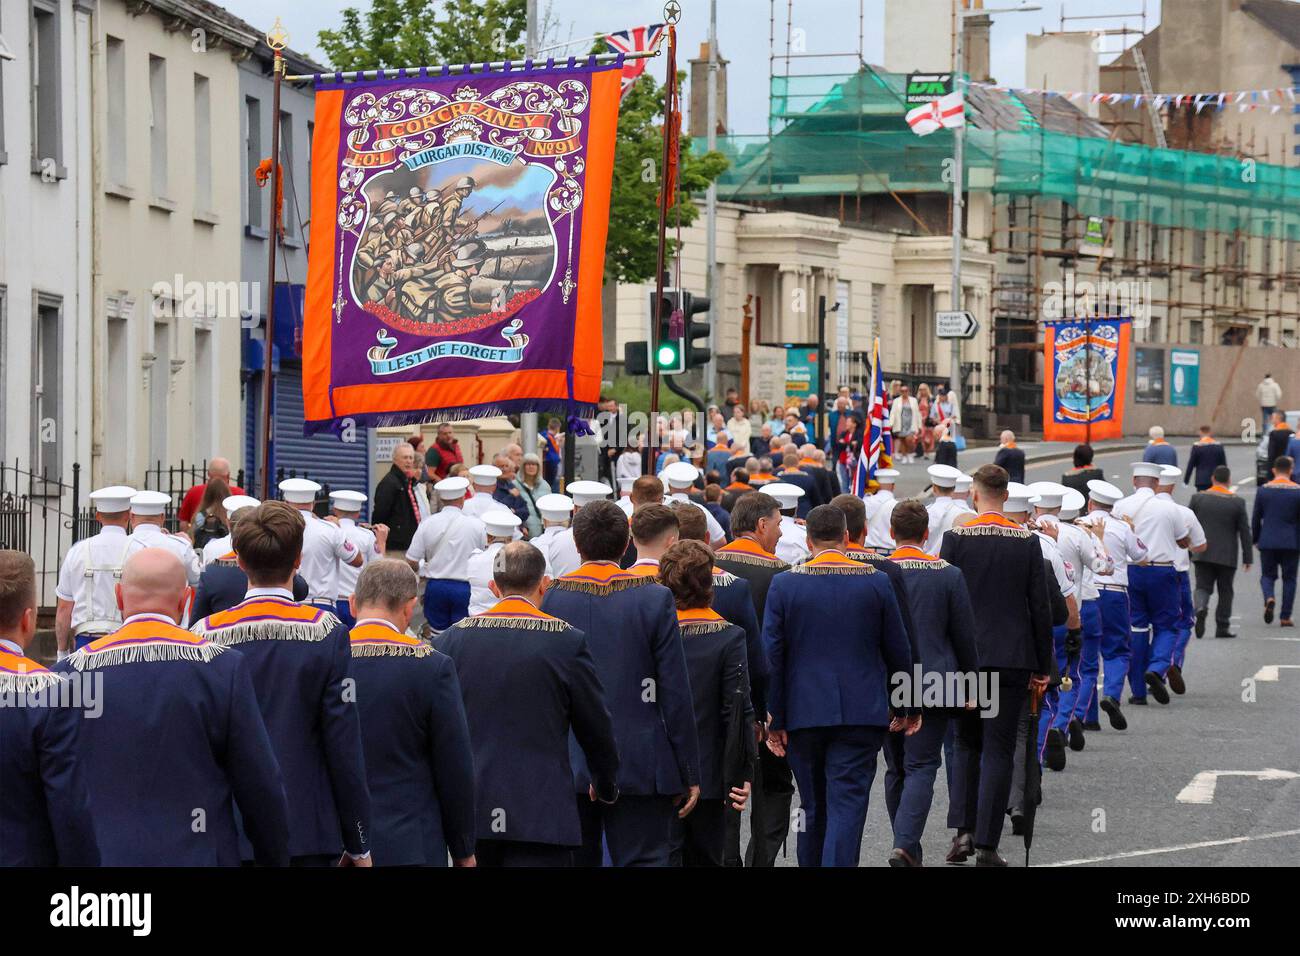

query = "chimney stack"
689;41;728;139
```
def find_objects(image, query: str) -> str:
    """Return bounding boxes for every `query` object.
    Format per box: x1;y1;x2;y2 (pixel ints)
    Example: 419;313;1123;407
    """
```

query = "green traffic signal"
656;342;681;369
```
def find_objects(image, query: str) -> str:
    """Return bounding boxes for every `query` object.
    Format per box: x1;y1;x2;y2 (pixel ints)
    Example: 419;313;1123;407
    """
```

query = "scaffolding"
704;52;1300;419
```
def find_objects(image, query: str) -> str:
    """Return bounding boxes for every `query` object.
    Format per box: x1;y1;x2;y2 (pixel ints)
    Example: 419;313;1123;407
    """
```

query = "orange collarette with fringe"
718;538;778;560
966;512;1024;530
349;622;424;649
205;596;329;628
0;646;49;676
85;618;210;652
889;545;939;562
677;607;725;625
1207;484;1234;495
1265;478;1300;488
627;562;659;578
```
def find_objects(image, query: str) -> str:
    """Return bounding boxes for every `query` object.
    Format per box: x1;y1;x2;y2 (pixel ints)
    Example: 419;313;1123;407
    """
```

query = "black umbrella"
722;678;757;803
1021;676;1057;867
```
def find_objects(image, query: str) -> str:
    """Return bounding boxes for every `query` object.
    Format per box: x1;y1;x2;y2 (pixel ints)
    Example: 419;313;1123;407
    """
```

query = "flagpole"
260;21;287;500
648;19;678;469
948;17;965;418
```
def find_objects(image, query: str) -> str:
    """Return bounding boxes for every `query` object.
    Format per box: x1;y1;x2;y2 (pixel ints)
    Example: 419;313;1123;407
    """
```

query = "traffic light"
650;289;686;374
681;291;711;370
623;288;710;377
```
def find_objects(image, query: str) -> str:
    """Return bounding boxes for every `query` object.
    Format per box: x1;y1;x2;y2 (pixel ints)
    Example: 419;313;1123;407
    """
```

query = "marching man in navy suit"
58;548;289;866
939;464;1052;866
0;550;99;866
348;559;476;866
763;504;913;867
439;542;621;866
1252;454;1300;628
191;500;372;866
542;500;701;867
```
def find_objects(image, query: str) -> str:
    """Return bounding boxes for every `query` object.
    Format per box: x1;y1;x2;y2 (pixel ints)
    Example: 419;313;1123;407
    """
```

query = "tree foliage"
319;0;527;70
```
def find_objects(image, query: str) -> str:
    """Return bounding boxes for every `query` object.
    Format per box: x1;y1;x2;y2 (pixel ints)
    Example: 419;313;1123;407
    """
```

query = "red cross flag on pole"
906;90;966;136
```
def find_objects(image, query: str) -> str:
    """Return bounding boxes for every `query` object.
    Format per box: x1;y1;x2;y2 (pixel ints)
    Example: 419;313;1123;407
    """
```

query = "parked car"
1257;411;1300;485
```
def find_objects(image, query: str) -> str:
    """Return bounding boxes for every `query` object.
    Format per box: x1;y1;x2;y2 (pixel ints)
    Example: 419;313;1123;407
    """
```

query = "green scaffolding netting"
704;67;1300;239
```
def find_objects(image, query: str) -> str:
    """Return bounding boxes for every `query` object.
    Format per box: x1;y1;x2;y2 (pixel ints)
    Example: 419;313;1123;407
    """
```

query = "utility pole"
704;0;719;401
520;0;540;463
949;12;965;414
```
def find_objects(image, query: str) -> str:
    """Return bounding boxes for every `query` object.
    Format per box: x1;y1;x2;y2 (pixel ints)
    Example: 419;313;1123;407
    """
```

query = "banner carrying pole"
283;49;657;83
649;13;680;469
260;21;288;500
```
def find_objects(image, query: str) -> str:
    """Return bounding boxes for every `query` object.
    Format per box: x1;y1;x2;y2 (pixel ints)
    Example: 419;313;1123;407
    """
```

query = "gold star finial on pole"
266;17;289;52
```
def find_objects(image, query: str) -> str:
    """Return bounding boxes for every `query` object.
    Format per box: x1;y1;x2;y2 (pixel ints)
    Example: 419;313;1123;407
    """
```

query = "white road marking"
1176;768;1299;804
1262;636;1300;641
1039;828;1300;867
1252;664;1300;681
1240;476;1257;486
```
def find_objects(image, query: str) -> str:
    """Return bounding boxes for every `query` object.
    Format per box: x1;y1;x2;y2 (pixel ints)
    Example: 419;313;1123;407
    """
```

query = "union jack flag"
853;337;893;498
604;24;667;99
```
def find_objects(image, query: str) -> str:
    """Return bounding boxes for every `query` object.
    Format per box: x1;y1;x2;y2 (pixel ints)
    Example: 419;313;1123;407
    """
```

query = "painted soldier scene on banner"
351;156;557;332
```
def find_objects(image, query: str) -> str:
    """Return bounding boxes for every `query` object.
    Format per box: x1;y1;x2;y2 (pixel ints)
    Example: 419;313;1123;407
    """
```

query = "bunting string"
967;79;1300;114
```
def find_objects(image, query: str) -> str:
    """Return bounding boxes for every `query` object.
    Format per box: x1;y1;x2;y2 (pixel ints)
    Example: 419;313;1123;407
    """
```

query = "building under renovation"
607;0;1300;435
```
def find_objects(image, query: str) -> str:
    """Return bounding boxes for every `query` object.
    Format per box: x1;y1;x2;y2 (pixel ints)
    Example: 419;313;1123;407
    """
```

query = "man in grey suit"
1189;466;1253;639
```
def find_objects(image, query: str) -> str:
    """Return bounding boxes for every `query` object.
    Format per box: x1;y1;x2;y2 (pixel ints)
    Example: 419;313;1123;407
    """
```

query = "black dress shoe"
1265;597;1276;624
1194;608;1206;639
889;847;921;868
1167;664;1186;695
975;848;1008;867
1215;630;1237;639
946;833;974;864
1101;695;1128;729
1128;695;1148;706
1067;717;1086;751
1044;728;1067;771
1010;813;1025;836
1145;671;1170;705
1083;720;1102;731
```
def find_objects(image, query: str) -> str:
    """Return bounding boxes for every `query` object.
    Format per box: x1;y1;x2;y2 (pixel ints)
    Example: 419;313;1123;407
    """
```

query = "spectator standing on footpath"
1258;373;1283;429
424;423;465;482
1189;466;1252;639
889;386;921;464
178;458;244;534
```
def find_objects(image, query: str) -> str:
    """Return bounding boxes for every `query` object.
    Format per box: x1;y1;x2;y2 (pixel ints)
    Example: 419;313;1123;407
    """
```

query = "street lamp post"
950;1;1039;417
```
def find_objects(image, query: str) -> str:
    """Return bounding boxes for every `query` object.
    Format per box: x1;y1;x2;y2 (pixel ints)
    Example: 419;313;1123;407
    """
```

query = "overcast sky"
225;0;1162;135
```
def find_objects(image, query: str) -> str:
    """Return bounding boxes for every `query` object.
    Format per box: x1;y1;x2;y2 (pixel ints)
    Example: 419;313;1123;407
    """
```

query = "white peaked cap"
1158;464;1181;484
1060;488;1087;518
875;469;899;483
764;482;805;509
927;464;962;488
90;486;138;514
1027;481;1068;509
955;474;973;492
1131;461;1164;479
469;464;502;484
129;490;171;516
483;510;522;536
223;494;261;515
617;477;636;495
567;480;612;506
434;475;470;499
1087;479;1124;505
537;493;575;521
329;490;367;511
662;460;700;488
1004;482;1034;514
279;477;321;504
